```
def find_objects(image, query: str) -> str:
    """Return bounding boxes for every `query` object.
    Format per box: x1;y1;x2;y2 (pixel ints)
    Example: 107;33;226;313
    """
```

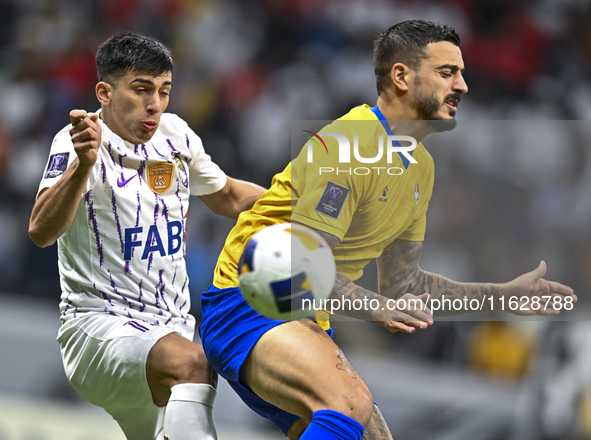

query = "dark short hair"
96;31;173;84
373;20;460;95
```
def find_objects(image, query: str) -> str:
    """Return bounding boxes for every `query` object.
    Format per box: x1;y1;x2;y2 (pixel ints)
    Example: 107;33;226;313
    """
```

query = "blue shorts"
199;284;333;434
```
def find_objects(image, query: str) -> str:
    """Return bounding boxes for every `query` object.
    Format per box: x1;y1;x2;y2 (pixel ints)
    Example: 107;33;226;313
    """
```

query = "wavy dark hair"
96;31;173;84
373;20;460;95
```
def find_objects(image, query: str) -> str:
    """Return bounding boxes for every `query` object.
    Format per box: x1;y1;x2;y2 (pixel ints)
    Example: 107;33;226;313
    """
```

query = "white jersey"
38;110;227;338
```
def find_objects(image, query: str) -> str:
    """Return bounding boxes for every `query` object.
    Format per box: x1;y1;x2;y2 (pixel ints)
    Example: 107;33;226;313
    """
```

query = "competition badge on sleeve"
147;162;174;194
44;153;70;178
315;181;350;220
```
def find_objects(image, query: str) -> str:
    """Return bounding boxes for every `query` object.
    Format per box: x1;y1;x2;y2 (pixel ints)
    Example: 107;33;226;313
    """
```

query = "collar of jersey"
370;104;412;169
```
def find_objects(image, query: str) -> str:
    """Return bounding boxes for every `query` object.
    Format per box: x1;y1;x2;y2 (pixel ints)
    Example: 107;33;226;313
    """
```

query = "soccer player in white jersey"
28;32;265;440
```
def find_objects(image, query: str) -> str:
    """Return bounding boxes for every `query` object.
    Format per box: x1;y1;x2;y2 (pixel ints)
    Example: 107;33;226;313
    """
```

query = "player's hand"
500;261;576;315
371;293;433;334
69;109;101;168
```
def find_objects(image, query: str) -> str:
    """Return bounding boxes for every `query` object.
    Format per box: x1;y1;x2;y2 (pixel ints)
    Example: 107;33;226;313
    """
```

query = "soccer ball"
238;223;336;320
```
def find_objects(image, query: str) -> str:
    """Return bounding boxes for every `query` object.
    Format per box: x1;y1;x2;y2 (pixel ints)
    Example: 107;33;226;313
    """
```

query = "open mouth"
445;98;458;112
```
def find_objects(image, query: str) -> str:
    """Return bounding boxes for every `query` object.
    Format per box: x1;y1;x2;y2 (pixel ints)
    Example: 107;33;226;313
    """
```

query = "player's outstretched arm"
29;110;101;247
377;239;576;316
198;177;266;219
299;224;433;334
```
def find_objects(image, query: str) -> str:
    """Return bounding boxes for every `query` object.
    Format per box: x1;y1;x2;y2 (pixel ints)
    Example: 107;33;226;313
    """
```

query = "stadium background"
1;0;590;438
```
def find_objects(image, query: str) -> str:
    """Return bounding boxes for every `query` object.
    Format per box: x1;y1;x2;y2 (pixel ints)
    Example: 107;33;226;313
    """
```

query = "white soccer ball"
238;223;336;320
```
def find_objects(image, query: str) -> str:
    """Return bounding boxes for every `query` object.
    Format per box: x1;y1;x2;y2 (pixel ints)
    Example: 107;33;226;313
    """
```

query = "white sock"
163;383;218;440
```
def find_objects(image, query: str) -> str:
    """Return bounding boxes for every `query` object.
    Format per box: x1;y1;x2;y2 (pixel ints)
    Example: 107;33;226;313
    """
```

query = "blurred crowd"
2;0;591;437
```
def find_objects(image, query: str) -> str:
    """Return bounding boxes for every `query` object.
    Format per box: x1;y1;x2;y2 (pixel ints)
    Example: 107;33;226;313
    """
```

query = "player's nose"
454;74;468;95
146;95;162;114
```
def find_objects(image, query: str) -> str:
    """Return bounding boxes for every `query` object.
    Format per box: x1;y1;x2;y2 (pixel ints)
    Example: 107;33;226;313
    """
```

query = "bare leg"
287;404;393;440
147;333;218;440
146;333;214;405
363;405;393;440
241;320;374;431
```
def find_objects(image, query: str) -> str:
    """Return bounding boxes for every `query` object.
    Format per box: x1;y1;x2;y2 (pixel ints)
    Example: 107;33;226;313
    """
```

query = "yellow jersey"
213;104;434;290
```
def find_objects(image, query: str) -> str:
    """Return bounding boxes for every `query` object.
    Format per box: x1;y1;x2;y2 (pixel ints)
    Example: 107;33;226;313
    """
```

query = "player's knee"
171;344;212;386
311;378;373;427
339;386;374;427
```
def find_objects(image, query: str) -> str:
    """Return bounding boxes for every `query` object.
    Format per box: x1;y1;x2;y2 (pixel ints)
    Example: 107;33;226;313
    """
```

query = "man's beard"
413;80;458;133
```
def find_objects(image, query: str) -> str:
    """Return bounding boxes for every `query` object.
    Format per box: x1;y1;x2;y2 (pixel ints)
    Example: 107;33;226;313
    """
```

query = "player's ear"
390;62;411;92
96;81;113;106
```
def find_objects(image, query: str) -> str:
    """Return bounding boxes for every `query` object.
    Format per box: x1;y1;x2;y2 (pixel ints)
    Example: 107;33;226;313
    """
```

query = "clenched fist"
69;110;102;168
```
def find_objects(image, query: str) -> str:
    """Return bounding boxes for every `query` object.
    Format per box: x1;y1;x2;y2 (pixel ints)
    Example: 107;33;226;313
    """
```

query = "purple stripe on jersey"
84;191;104;267
111;189;124;253
100;157;107;184
135;192;141;227
158;269;171;312
146;222;158;274
107;141;117;165
131;192;141;263
179;275;188;312
126;321;149;332
61;302;71;320
94;282;112;305
175;181;185;222
138;279;146;312
124;260;130;274
170;264;186;319
171;263;180;305
157;195;170;222
185;134;193;163
134;144;139;155
99;290;114;306
137;144;148;160
118;151;127;168
147;252;154;275
153;193;160;224
109;270;132;308
167;138;179;153
153;281;160;307
137;160;146;185
153;142;166;157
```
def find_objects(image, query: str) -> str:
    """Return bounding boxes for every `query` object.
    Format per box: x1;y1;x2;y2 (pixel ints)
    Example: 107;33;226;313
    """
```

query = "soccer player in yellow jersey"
200;20;576;440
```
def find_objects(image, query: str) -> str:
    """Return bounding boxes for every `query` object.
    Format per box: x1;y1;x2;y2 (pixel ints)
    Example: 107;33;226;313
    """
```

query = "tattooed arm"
300;224;433;333
377;239;576;316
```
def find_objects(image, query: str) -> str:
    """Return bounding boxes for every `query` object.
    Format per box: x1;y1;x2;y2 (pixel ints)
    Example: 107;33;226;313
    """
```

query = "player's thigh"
58;314;175;410
107;405;165;440
241;319;373;424
146;332;214;405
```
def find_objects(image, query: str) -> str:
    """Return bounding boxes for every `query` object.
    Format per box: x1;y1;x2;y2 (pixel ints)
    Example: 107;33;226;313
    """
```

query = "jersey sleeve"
290;137;365;241
186;127;227;196
36;124;79;198
397;213;427;241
